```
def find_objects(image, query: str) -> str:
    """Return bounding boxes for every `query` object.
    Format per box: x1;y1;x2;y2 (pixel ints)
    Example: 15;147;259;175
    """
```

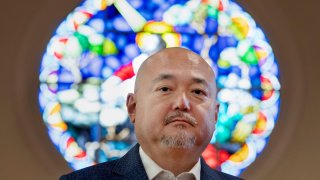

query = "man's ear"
126;93;136;123
214;103;220;122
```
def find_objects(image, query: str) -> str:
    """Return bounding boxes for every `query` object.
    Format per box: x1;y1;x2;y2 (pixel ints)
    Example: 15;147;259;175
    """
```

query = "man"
60;47;242;180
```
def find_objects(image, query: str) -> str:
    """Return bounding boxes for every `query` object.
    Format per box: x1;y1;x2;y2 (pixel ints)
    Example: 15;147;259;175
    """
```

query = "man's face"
127;48;219;155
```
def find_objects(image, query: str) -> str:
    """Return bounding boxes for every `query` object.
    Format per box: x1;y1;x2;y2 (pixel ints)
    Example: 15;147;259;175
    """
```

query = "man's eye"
159;87;170;92
193;89;206;96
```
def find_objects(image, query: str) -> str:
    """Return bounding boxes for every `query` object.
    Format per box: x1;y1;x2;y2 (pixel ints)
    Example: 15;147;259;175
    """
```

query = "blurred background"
0;0;319;179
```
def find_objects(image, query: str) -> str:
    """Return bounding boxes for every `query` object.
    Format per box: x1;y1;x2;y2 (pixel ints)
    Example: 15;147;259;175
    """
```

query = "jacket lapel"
200;157;223;180
111;143;149;180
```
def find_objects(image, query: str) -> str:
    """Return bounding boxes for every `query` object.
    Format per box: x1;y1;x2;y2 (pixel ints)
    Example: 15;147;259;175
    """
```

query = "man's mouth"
164;116;197;127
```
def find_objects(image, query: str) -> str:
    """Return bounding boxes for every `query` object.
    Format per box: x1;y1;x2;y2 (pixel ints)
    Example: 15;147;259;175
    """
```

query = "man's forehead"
145;59;214;79
151;73;213;87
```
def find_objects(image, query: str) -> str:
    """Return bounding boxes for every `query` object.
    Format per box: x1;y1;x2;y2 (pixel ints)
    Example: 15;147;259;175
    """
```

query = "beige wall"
0;0;319;179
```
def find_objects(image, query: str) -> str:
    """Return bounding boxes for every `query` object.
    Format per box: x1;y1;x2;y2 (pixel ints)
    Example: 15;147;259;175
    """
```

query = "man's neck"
141;144;201;176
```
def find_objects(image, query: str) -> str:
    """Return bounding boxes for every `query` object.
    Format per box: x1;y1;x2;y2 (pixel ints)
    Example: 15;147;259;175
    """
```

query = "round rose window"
39;0;280;176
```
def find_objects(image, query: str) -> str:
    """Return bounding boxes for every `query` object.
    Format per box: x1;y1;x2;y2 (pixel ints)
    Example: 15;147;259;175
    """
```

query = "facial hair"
160;111;197;148
160;131;196;148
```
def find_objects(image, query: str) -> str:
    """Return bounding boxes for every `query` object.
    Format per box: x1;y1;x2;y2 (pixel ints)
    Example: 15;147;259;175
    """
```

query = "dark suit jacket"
60;144;242;180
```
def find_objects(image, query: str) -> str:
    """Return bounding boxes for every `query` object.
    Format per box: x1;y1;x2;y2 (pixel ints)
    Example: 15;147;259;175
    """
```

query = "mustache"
164;111;197;126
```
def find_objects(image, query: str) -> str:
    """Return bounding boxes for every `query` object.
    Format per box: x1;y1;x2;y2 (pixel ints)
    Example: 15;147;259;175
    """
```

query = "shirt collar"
139;146;201;180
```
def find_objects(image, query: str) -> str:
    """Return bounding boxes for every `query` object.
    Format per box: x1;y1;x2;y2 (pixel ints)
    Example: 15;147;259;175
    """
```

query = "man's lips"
170;119;192;125
165;117;197;127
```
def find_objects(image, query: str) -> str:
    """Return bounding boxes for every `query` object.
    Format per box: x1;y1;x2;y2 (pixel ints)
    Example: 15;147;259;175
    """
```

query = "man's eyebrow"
192;77;209;87
152;74;175;83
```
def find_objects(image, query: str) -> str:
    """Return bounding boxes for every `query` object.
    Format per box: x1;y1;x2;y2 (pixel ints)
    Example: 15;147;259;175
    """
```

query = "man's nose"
173;92;191;111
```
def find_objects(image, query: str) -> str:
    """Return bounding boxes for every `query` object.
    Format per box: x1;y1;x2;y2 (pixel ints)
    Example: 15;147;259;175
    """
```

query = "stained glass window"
39;0;280;176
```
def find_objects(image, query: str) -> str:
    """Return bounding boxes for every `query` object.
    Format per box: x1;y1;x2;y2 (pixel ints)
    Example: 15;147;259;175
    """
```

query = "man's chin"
160;132;196;149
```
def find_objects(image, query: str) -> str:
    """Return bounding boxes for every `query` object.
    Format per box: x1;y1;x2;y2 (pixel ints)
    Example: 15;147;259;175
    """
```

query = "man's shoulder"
59;144;148;180
200;158;243;180
59;160;120;180
210;169;244;180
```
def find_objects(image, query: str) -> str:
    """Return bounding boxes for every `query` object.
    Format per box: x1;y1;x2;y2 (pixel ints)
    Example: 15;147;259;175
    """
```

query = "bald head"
126;47;219;166
134;47;216;93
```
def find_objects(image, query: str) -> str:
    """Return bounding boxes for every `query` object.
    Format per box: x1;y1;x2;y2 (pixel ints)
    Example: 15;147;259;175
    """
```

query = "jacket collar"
111;143;149;180
200;157;226;180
